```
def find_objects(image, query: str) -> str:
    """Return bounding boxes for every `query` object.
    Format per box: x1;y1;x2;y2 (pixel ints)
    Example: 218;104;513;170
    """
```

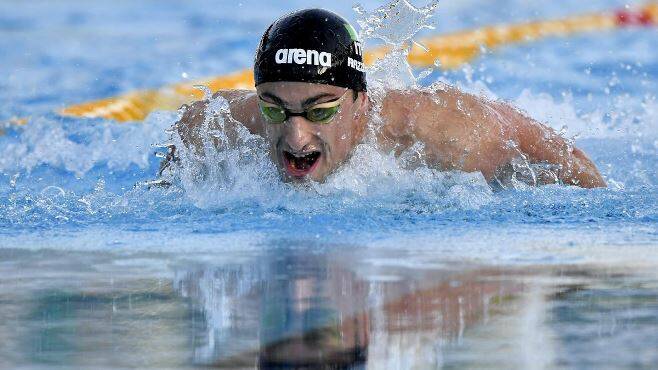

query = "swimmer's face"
256;82;368;183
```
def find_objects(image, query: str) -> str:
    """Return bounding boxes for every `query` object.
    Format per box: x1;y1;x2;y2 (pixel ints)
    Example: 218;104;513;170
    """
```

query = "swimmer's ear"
352;91;369;119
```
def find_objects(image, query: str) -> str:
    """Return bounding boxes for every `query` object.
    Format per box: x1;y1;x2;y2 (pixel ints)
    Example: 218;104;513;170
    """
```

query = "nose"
284;116;315;152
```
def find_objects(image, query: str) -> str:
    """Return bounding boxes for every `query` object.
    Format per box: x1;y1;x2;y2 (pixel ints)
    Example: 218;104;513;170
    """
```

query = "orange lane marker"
1;117;28;135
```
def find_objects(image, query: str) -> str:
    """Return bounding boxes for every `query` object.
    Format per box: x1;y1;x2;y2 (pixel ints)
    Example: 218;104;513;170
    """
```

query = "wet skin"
171;82;606;188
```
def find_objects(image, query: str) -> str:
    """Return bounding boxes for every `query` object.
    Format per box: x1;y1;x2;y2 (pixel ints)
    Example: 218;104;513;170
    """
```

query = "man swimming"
165;9;606;188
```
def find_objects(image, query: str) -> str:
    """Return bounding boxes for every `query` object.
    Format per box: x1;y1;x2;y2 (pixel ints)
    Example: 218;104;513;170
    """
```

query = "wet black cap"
254;9;367;91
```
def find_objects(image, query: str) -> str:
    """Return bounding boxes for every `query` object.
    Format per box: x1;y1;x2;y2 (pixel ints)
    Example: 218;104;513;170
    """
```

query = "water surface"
1;0;657;368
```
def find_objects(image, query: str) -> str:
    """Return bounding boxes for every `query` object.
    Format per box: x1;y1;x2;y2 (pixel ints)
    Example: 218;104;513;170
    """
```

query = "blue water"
1;0;657;368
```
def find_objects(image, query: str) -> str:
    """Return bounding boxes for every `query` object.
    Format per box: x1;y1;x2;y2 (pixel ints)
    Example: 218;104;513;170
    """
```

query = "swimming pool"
1;0;657;368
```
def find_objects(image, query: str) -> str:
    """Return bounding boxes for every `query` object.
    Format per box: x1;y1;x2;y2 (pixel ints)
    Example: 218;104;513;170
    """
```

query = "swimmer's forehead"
257;81;347;107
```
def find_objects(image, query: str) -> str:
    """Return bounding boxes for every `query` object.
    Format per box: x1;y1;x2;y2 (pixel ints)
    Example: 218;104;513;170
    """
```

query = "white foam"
0;111;174;176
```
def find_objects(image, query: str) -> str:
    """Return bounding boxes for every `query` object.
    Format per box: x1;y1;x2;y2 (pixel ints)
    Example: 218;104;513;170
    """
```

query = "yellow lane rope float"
42;3;658;122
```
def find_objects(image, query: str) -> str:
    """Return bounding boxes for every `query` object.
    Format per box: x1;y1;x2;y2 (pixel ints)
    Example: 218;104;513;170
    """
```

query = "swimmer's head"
254;8;367;92
254;9;369;182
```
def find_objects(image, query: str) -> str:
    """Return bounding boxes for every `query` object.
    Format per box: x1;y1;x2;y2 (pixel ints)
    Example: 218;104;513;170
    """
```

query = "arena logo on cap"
275;49;332;67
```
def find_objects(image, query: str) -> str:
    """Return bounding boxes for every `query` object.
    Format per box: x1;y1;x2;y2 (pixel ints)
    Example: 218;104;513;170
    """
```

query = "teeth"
284;151;321;172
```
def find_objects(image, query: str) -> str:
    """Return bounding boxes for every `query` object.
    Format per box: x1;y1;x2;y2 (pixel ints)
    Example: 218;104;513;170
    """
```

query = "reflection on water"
0;245;656;369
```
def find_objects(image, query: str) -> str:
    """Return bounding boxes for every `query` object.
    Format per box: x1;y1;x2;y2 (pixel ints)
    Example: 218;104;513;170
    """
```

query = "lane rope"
37;3;658;122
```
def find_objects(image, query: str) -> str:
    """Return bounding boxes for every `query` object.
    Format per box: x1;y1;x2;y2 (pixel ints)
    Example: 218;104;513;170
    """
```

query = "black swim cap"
254;9;367;92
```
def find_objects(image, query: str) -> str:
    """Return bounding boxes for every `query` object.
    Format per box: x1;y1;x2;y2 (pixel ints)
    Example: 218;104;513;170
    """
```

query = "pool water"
1;0;657;368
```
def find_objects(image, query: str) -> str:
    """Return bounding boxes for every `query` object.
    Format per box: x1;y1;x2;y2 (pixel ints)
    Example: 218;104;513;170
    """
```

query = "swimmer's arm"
494;103;606;188
176;89;264;140
382;87;518;180
176;89;265;149
211;89;265;136
383;87;605;188
159;90;264;176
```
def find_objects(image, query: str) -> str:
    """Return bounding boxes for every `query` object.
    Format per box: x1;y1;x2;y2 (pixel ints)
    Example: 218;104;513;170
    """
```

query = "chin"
281;165;328;184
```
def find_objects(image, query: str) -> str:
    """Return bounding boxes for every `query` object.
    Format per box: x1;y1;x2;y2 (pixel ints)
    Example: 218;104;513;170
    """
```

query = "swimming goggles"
258;90;349;124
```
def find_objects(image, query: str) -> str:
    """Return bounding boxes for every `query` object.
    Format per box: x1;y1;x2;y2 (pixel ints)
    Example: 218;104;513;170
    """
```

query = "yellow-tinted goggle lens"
259;103;287;123
306;105;340;123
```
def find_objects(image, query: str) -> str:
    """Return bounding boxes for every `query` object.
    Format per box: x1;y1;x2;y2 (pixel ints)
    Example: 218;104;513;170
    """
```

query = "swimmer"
165;9;606;188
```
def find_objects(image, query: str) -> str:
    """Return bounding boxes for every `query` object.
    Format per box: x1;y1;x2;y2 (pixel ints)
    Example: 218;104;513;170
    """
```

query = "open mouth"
283;150;322;178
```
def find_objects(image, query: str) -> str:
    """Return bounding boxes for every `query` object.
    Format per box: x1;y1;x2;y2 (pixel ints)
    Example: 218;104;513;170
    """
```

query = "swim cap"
254;9;367;92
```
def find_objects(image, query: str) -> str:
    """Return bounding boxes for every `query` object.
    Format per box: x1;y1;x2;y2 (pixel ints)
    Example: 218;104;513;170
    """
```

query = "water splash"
0;112;173;176
354;0;438;47
159;91;493;213
0;0;656;235
159;93;282;209
355;0;440;91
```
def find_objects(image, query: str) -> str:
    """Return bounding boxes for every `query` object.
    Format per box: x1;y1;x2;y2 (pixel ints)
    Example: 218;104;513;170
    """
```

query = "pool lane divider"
20;3;658;123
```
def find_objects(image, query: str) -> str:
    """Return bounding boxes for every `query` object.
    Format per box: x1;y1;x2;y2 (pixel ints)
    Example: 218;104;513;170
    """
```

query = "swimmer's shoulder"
212;89;257;104
378;84;461;138
213;89;264;135
376;89;425;153
176;89;264;136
